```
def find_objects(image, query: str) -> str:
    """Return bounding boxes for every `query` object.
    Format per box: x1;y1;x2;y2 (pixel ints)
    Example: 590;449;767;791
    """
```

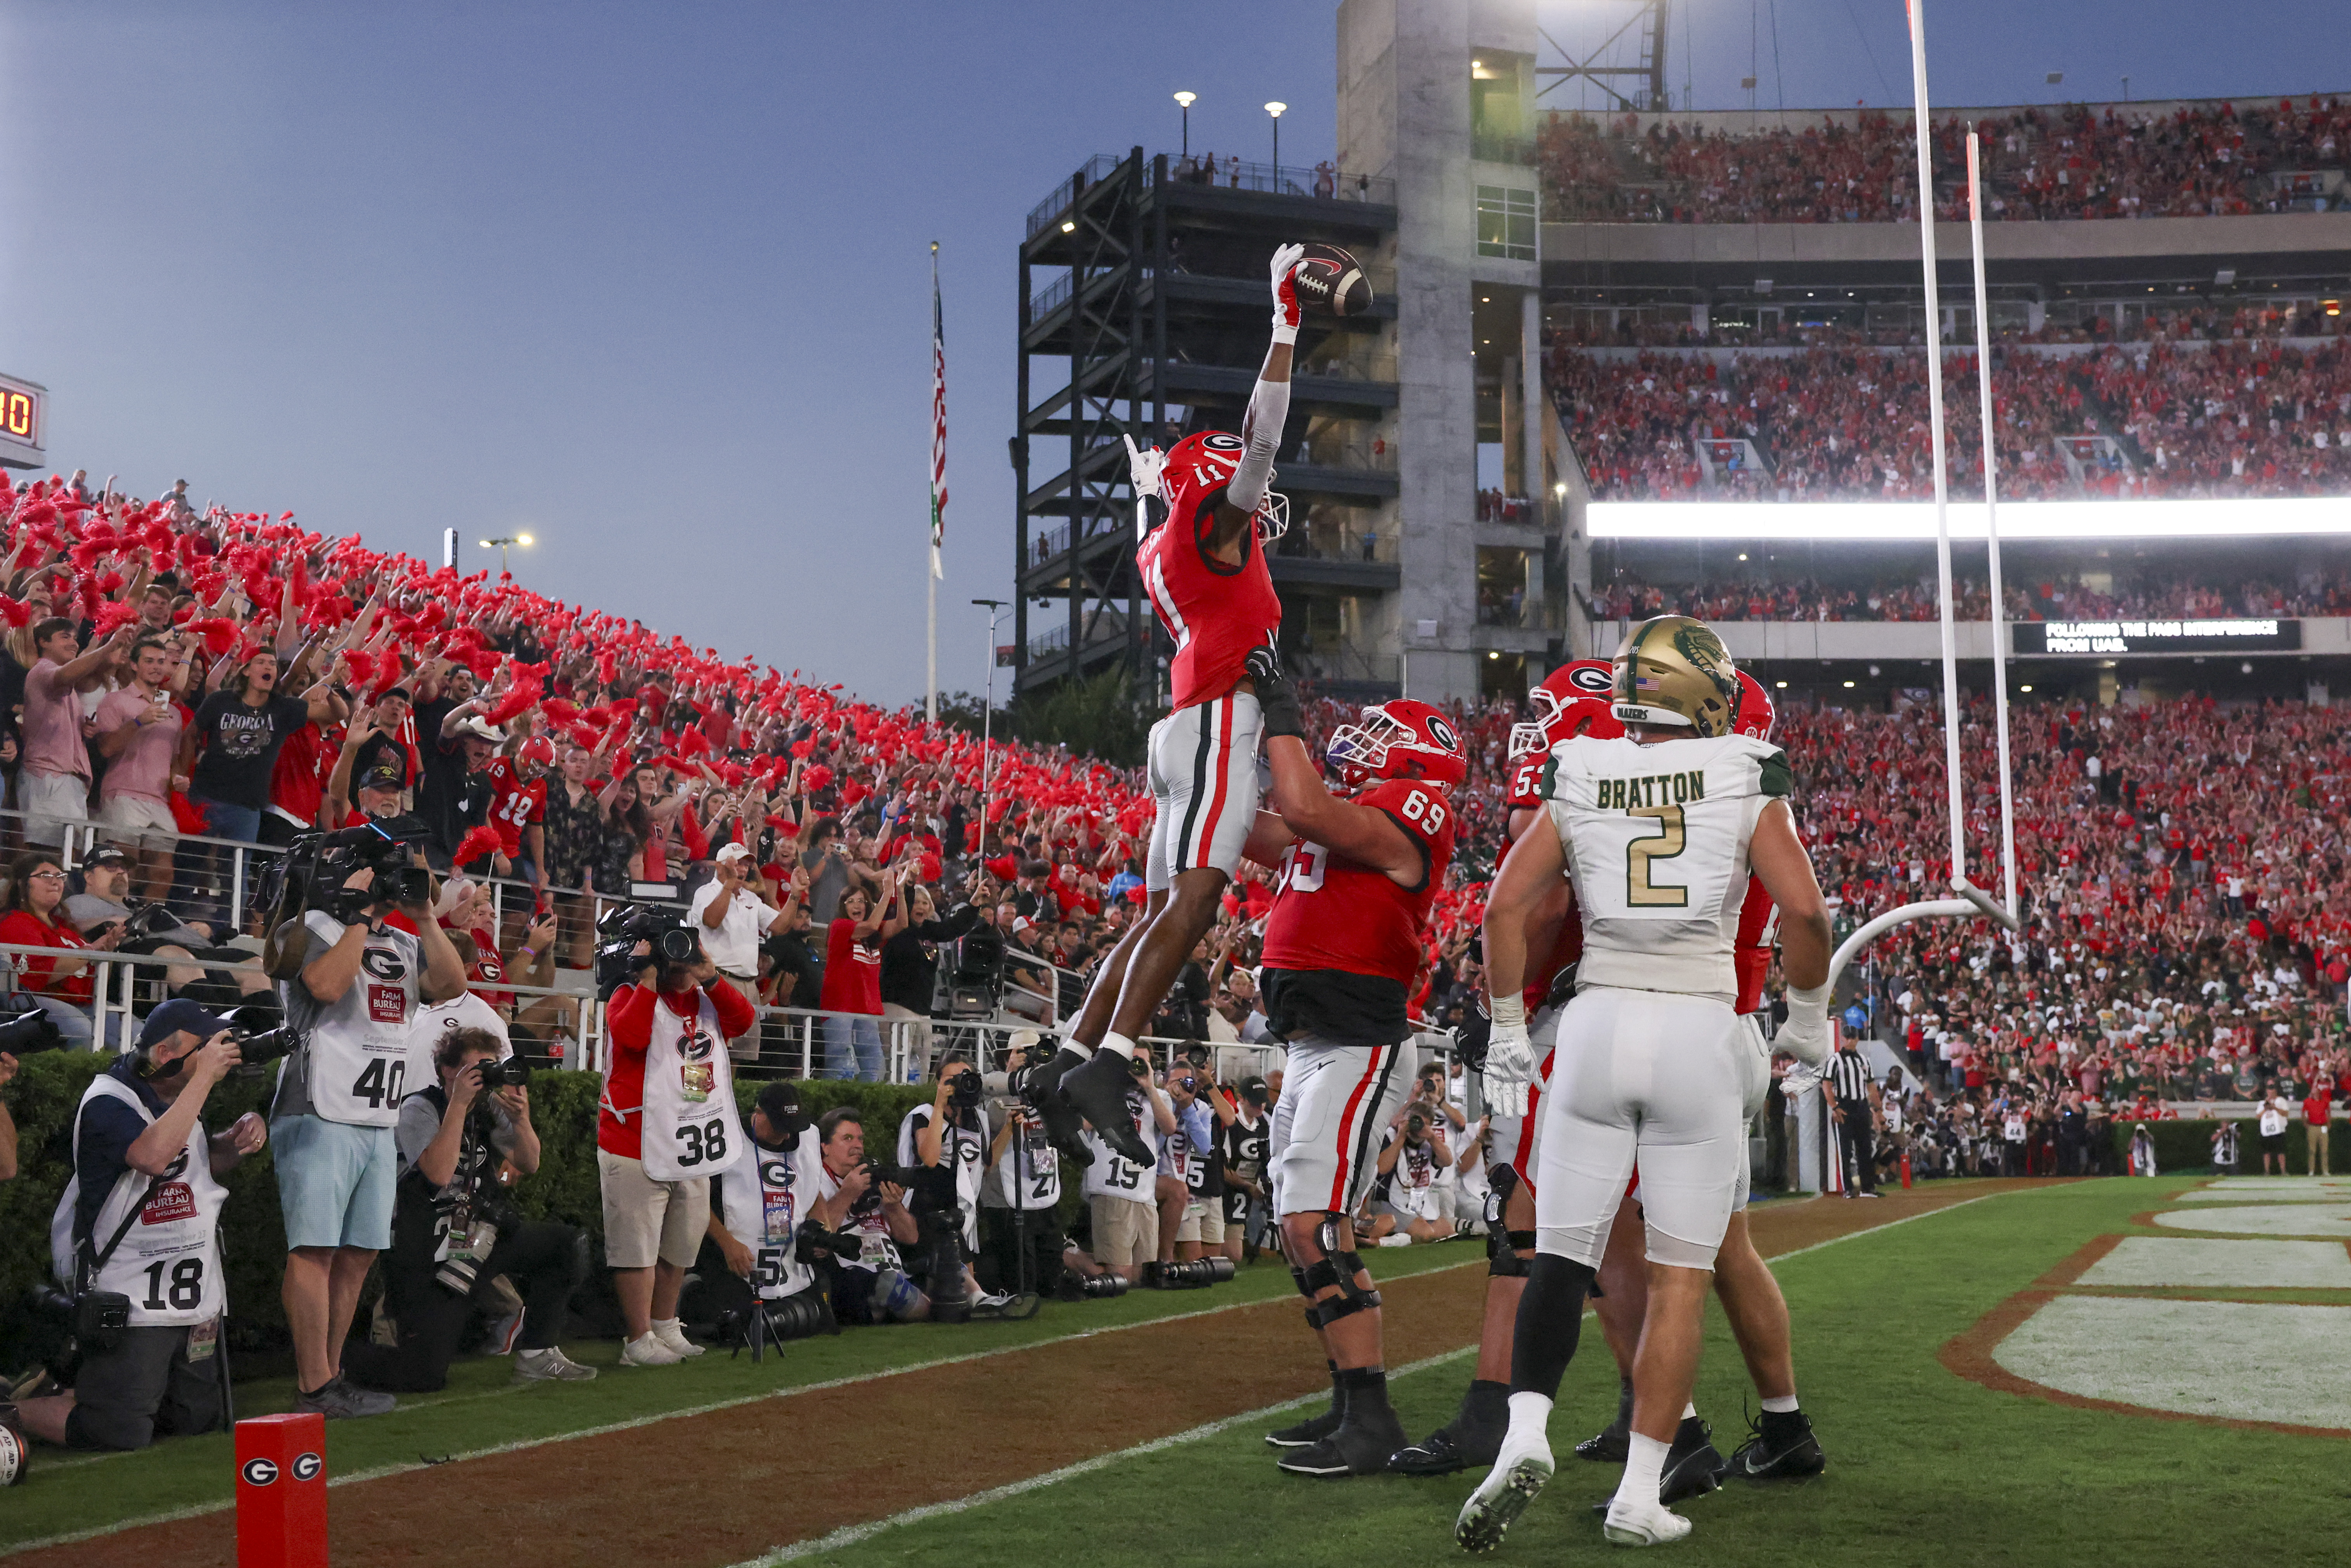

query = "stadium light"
1174;90;1196;156
1265;101;1286;168
1587;498;2351;542
479;533;533;574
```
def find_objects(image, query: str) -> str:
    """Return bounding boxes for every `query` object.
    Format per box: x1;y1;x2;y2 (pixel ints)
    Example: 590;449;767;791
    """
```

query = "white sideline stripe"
0;1186;2018;1559
737;1343;1482;1567
730;1186;2025;1567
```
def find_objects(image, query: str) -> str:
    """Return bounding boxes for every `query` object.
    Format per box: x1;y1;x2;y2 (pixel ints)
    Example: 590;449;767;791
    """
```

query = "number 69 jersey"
1540;732;1791;1003
1259;778;1458;1045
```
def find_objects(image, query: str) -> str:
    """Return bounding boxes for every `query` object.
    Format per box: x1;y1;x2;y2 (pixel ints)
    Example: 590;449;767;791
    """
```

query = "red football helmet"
1127;430;1289;543
1509;659;1621;760
1327;699;1467;790
1732;669;1776;740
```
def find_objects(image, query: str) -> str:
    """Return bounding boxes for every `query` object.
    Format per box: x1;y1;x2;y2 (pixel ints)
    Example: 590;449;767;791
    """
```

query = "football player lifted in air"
1395;666;1829;1493
1243;648;1464;1478
1457;616;1834;1550
1027;243;1308;1166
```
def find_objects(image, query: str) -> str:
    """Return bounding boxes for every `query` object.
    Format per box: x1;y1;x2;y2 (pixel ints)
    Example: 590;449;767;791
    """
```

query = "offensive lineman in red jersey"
1034;244;1307;1165
1239;648;1464;1477
1394;668;1824;1491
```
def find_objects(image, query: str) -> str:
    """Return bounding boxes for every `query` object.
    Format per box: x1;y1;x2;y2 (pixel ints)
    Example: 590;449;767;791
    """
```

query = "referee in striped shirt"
1823;1039;1880;1198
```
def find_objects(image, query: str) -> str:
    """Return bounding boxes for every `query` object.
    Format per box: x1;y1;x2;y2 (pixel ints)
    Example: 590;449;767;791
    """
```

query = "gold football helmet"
1611;615;1743;737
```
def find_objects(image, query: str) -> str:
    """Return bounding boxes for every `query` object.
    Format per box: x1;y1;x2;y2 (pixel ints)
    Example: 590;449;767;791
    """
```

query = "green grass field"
774;1177;2351;1568
0;1237;1487;1553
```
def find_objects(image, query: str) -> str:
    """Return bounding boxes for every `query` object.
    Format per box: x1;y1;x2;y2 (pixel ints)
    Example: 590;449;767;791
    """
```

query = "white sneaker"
652;1318;705;1358
619;1332;683;1367
513;1346;599;1383
1455;1426;1554;1553
1602;1493;1693;1547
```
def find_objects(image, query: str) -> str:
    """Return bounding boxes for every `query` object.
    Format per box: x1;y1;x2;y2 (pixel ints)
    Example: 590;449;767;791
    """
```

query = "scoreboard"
0;372;45;468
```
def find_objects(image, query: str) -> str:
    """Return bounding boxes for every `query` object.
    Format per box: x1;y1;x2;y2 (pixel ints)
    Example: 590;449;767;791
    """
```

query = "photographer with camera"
1161;1057;1236;1265
1081;1049;1176;1284
21;1001;266;1451
269;845;468;1420
698;1082;835;1343
980;1050;1071;1295
596;915;754;1366
807;1106;932;1323
896;1055;1004;1309
1221;1075;1274;1262
342;1026;592;1392
1365;1102;1453;1246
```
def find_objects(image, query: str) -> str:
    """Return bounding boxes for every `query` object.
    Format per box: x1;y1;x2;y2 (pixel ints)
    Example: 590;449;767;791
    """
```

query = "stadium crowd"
1551;339;2351;501
1547;300;2350;353
1538;97;2351;225
1586;566;2351;624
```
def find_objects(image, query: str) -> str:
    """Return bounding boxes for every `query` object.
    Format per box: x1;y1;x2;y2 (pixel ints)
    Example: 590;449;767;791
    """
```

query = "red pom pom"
453;825;505;868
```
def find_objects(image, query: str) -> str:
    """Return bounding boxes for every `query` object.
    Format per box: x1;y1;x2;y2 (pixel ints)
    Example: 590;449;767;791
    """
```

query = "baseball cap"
754;1081;803;1124
356;763;404;795
715;842;753;864
377;685;413;704
84;845;130;869
137;998;233;1052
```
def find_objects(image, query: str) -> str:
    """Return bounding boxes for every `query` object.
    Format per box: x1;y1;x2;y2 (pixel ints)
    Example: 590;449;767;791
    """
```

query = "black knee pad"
1486;1226;1528;1278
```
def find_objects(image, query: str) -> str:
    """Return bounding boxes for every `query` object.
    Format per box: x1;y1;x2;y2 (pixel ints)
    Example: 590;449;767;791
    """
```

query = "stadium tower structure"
1014;150;1400;706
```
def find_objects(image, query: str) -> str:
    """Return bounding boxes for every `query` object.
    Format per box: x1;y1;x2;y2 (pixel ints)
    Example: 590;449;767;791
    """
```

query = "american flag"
928;247;947;579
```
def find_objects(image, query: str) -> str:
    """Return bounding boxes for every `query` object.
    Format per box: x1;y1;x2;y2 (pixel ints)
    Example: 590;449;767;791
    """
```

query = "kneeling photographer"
979;1046;1073;1297
695;1082;835;1346
343;1027;593;1392
21;1002;267;1452
804;1107;931;1324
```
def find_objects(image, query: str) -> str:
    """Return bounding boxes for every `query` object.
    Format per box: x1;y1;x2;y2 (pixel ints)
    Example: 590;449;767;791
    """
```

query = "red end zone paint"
236;1412;327;1568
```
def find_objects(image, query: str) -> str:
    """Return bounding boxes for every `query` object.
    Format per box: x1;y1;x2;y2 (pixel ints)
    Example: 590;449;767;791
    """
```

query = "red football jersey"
482;757;547;858
1505;752;1586;1011
1733;873;1778;1016
1261;778;1457;985
1137;493;1281;711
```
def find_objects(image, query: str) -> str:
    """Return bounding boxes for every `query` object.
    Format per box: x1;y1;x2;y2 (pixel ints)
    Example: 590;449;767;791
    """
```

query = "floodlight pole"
973;598;1007;814
1967;132;2020;926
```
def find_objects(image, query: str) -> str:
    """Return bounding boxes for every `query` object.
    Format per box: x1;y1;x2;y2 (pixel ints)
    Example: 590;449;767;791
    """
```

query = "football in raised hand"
1287;242;1373;318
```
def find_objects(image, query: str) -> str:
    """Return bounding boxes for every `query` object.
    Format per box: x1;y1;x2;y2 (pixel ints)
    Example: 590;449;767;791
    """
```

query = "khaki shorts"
1176;1198;1227;1245
597;1150;710;1269
97;793;177;849
1090;1195;1159;1269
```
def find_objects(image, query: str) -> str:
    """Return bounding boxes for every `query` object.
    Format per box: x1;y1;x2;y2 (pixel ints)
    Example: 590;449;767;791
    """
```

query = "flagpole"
927;241;945;724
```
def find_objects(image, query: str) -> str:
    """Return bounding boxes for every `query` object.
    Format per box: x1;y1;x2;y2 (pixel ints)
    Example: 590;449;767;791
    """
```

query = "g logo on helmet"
241;1457;280;1487
1566;664;1613;696
1425;716;1460;752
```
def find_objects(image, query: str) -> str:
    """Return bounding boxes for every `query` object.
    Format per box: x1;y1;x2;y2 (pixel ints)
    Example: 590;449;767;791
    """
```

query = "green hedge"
2111;1116;2323;1174
0;1053;936;1365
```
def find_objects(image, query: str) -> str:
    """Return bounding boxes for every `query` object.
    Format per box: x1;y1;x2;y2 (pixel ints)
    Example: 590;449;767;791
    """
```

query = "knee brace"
1482;1165;1536;1272
1486;1224;1529;1278
1300;1215;1382;1329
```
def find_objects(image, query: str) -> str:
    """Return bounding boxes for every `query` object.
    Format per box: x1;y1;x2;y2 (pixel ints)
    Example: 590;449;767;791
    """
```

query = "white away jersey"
1541;731;1792;1002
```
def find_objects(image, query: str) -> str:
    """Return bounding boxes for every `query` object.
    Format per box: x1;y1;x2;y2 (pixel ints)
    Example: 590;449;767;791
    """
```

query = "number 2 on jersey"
1626;804;1689;906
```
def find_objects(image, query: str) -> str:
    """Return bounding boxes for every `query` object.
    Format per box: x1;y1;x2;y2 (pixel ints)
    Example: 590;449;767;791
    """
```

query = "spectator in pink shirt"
19;619;135;848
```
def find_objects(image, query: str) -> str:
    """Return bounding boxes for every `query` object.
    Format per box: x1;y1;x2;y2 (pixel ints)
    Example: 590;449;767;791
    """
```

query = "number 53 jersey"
1541;732;1791;1004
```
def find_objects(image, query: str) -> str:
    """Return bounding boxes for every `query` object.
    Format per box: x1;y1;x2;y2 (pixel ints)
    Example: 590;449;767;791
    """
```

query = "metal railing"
1028;153;1398;238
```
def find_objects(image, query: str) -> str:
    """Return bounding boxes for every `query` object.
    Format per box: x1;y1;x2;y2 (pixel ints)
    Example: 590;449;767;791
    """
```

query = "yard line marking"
736;1343;1483;1567
1764;1189;2007;1264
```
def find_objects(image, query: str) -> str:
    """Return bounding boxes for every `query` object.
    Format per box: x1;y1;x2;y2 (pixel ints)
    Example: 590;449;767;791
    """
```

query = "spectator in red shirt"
2306;1081;2334;1176
820;873;904;1081
0;849;128;1048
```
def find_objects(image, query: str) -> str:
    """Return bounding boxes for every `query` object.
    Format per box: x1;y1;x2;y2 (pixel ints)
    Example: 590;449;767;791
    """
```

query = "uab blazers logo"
1425;716;1459;752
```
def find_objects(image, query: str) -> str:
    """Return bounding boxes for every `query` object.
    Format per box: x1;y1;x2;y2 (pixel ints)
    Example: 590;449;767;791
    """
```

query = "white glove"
1122;433;1166;500
1777;982;1832;1070
1481;994;1534;1117
1268;242;1306;343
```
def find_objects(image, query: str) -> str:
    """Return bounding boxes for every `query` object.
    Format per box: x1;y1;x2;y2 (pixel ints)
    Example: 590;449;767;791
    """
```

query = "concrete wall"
1540;210;2351;270
1339;0;1540;703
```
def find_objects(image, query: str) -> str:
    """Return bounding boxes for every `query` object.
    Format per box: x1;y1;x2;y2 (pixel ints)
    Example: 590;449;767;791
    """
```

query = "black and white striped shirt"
1828;1049;1872;1108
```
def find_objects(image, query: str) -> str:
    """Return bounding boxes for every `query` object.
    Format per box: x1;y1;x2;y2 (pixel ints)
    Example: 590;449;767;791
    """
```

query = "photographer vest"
606;989;745;1182
389;1085;509;1271
711;1124;823;1300
1081;1086;1154;1204
49;1074;227;1329
983;1120;1062;1212
280;910;423;1127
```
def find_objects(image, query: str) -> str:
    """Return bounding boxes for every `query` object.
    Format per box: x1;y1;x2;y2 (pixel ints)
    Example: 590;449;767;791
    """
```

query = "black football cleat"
1388;1379;1508;1475
1277;1408;1410;1477
1660;1416;1730;1503
1588;1416;1727;1517
1058;1050;1156;1167
1574;1377;1633;1463
1732;1409;1827;1480
1266;1402;1344;1449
